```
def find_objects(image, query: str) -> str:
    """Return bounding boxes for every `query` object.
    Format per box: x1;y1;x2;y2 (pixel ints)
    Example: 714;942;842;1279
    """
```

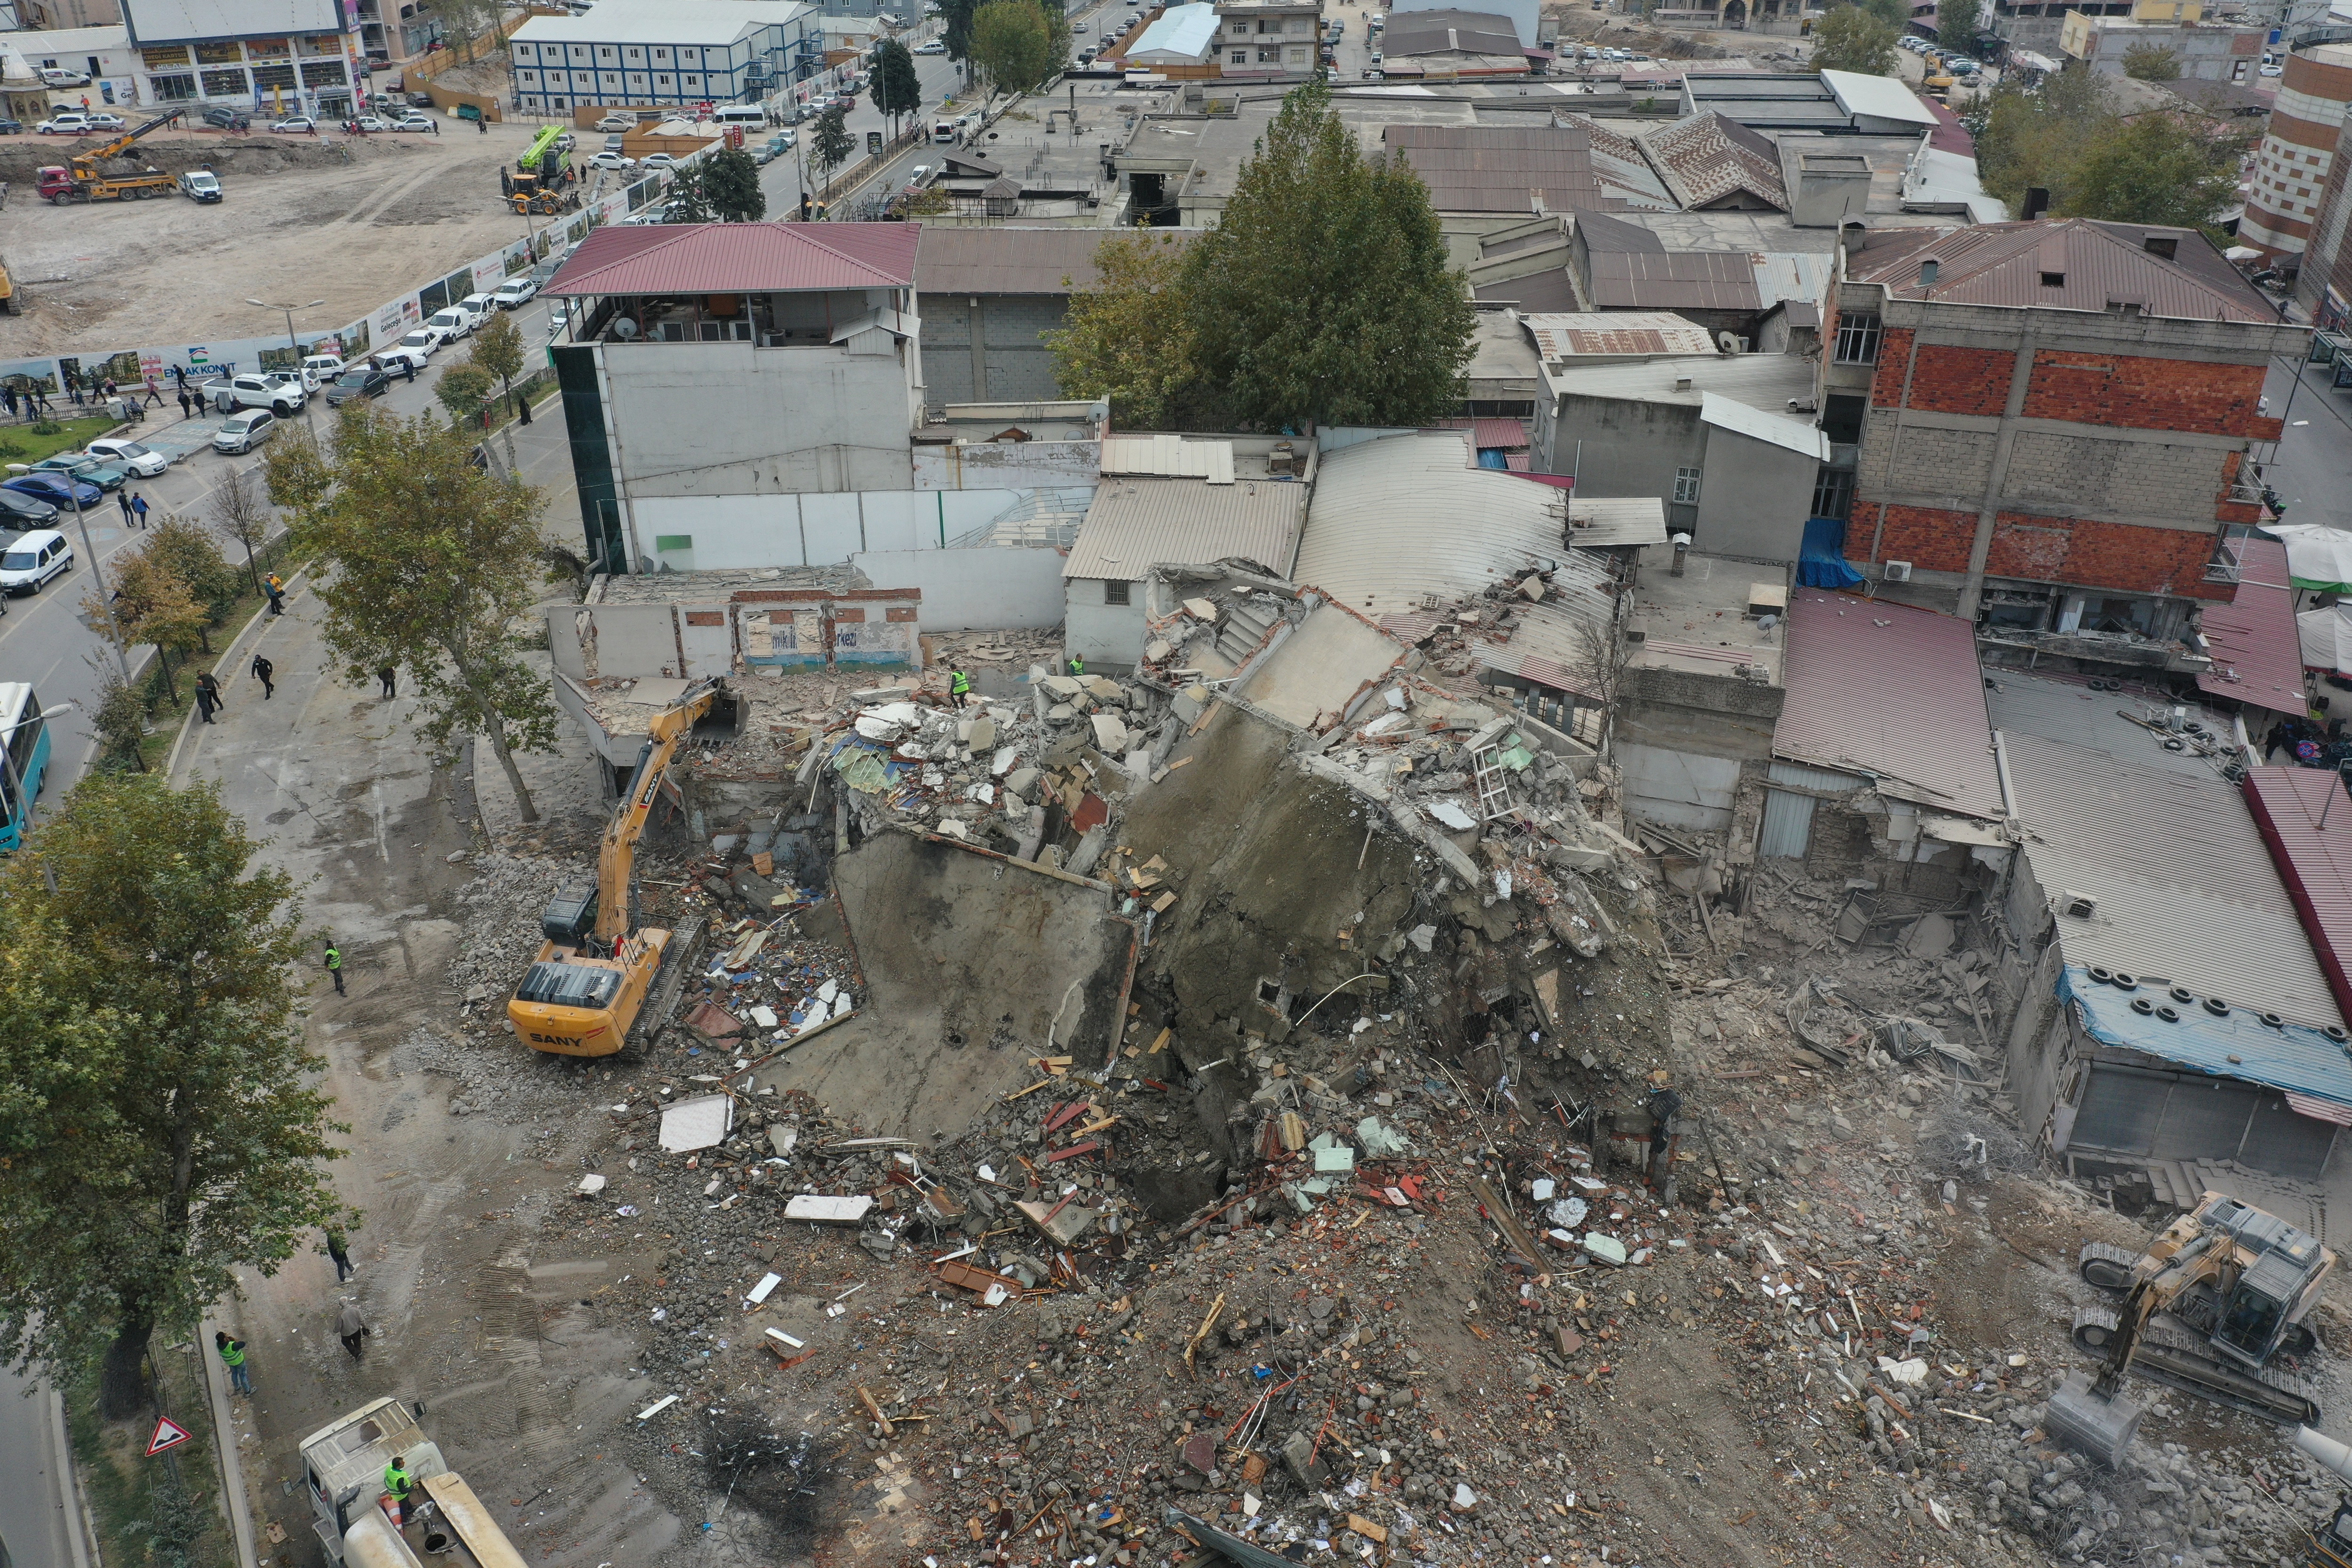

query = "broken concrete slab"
657;1094;733;1153
1014;1197;1100;1244
783;1194;875;1225
1355;1115;1409;1160
1091;712;1132;754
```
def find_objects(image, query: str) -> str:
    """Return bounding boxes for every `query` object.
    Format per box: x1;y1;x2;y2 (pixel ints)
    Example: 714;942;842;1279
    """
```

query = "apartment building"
2057;4;2266;81
121;0;363;116
1210;0;1322;79
1824;219;2298;652
506;0;818;113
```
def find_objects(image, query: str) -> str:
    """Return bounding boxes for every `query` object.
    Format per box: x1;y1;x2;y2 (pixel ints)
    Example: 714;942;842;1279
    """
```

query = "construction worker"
1067;653;1084;677
325;939;344;996
949;665;971;708
383;1454;413;1511
214;1330;253;1396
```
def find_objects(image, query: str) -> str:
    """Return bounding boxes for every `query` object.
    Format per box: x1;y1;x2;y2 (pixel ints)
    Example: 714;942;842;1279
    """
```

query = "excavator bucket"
2044;1372;2143;1470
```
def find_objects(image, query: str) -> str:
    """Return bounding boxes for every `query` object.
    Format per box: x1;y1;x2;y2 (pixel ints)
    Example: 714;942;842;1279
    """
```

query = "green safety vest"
384;1464;412;1499
216;1339;244;1367
950;671;970;696
1068;657;1083;676
325;947;342;971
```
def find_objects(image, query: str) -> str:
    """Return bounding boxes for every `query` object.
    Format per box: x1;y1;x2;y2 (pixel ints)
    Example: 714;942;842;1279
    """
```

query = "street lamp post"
64;482;131;682
245;297;328;418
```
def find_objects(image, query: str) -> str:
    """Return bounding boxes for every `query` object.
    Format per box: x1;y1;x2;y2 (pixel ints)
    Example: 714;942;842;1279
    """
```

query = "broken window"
1831;311;1882;364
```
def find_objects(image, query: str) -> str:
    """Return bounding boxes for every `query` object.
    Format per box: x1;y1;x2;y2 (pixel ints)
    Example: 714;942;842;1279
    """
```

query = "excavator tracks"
625;915;705;1055
2072;1306;2320;1425
2078;1241;2141;1291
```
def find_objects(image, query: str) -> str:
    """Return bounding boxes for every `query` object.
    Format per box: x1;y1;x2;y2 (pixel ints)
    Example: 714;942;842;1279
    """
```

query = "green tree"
2122;41;2182;79
212;460;278;597
1183;80;1474;430
85;550;208;678
85;656;149;773
1972;70;2111;210
284;409;558;820
939;0;980;63
872;38;925;140
0;775;346;1416
972;0;1061;97
664;166;715;223
2067;111;2243;228
1854;0;1909;26
1811;6;1900;75
472;309;528;420
435;362;496;427
143;516;240;638
696;145;767;221
1938;0;1981;53
810;103;854;192
1045;232;1199;428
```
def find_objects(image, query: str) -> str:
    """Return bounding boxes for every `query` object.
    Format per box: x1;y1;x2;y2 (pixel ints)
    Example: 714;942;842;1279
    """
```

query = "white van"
713;104;767;127
931;119;960;143
0;530;73;595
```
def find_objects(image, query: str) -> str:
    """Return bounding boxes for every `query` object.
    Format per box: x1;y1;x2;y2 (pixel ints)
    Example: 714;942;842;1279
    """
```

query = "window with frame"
628;46;642;56
1104;580;1131;606
1831;311;1882;365
151;71;198;98
1259;46;1278;58
1231;48;1248;61
1673;466;1702;504
200;66;248;94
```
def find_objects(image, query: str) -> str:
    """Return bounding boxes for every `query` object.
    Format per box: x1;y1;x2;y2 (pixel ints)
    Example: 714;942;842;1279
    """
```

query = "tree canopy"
695;145;767;221
269;407;560;820
1937;0;1982;53
1182;80;1474;429
873;38;925;134
810;103;854;186
971;0;1064;97
1811;6;1900;75
0;775;345;1415
938;0;980;62
1045;232;1200;429
1972;72;2247;231
2122;41;2181;79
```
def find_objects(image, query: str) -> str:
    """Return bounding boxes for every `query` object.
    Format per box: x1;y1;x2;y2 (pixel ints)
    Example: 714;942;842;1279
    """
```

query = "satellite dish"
612;317;639;339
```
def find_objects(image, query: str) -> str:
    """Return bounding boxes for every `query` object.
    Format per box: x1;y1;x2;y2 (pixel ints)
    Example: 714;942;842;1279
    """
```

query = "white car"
352;114;393;131
213;409;278;454
395;327;445;358
424;307;476;341
1071;18;1088;30
594;112;636;131
83;438;169;477
588;151;634;170
490;277;540;309
914;38;946;53
36;112;92;135
391;113;437;132
204;372;306;415
548;302;571;334
458;292;498;322
379;343;432;373
640;152;679;168
270;116;316;133
0;530;73;595
302;352;347;386
37;66;90;87
2262;61;2283;75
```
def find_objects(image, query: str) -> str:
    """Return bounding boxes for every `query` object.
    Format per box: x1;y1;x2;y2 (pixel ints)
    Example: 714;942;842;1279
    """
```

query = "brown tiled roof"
1383;123;1622;214
1847;218;2279;322
1635;112;1787;211
547;222;920;296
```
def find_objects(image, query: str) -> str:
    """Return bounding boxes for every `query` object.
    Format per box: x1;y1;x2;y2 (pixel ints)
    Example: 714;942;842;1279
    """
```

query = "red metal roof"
1774;589;2006;820
1847;218;2276;323
546;222;921;297
2242;765;2352;1026
2198;537;2307;717
1916;93;1974;158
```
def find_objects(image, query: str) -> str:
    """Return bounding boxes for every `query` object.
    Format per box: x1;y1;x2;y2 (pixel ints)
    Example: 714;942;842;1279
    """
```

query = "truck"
36;108;186;203
299;1398;527;1568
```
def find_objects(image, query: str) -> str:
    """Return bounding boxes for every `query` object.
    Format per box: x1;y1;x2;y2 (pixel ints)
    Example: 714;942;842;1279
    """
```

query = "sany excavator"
36;108;185;203
2047;1191;2334;1468
509;677;739;1057
504;124;579;215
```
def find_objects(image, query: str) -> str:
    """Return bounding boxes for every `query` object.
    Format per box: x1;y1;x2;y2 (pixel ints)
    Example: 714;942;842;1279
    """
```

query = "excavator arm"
77;108;186;167
591;678;723;942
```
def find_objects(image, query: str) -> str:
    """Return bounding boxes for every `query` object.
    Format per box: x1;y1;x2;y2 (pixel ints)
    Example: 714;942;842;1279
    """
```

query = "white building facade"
506;0;818;114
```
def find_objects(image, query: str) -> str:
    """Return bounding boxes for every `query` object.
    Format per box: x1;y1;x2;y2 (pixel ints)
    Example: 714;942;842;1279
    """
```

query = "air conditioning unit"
1883;560;1914;582
2060;891;2097;920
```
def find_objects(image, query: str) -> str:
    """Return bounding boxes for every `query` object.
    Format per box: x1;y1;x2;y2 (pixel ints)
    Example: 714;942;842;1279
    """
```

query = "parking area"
0;116;575;354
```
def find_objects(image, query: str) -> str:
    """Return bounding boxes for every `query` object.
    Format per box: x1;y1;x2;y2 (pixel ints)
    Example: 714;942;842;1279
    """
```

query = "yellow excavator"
2048;1191;2333;1468
509;677;739;1057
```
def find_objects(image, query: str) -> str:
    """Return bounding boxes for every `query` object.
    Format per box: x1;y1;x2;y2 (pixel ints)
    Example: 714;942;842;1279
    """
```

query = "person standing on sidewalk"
177;388;193;421
193;672;221;724
115;488;133;525
378;665;397;700
325;938;345;995
131;492;149;528
325;1226;354;1280
335;1301;370;1359
265;573;286;616
215;1331;253;1396
252;653;275;700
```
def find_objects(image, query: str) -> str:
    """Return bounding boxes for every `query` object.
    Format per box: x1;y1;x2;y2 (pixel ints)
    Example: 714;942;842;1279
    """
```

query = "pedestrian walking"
143;377;163;408
476;113;488;134
378;665;397;700
336;1301;370;1359
2;387;16;421
400;355;415;383
325;938;344;995
171;363;185;389
130;492;149;528
429;117;439;134
325;1226;352;1279
215;1331;253;1396
68;381;83;408
101;376;116;399
251;652;275;700
115;489;132;524
265;573;286;616
193;670;222;724
177;388;192;421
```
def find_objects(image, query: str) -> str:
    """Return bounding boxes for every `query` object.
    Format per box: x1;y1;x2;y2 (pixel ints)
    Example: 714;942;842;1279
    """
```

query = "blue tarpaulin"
2058;965;2352;1110
1797;515;1866;590
1476;447;1510;470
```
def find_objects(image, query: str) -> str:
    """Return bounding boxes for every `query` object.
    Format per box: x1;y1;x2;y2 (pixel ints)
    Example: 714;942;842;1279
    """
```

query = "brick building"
2245;42;2352;261
1825;219;2298;645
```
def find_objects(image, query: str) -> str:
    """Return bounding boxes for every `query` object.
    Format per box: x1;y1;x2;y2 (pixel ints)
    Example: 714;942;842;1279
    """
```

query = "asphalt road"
2263;350;2352;536
0;1366;79;1568
0;293;572;827
757;22;969;216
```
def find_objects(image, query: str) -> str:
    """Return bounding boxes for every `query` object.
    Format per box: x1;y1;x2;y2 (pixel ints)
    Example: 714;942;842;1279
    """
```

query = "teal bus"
0;682;54;851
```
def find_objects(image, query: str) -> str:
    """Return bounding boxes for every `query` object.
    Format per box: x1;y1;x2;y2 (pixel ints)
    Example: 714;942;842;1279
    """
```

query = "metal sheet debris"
658;1094;734;1153
784;1194;876;1225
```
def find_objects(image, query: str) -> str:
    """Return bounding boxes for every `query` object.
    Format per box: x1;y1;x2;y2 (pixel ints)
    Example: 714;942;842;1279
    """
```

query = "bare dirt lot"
0;118;574;354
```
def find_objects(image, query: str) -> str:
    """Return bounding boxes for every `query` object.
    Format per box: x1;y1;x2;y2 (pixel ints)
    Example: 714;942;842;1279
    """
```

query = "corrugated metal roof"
2063;966;2352;1108
914;228;1136;298
1477;597;1613;698
1557;114;1677;210
1540;352;1818;411
1384;8;1524;56
547;222;919;296
1062;478;1304;581
2242;765;2352;1027
1634;112;1788;211
1847;218;2277;323
1699;390;1829;460
1295;432;1577;617
1566;495;1669;547
1383;124;1618;215
1986;671;2237;781
1100;434;1235;481
1473;271;1582;312
1520;310;1719;359
1774;589;2005;820
1818;68;1939;127
509;0;808;46
1128;0;1218;59
1586;250;1759;312
2005;731;2345;1029
2197;536;2308;717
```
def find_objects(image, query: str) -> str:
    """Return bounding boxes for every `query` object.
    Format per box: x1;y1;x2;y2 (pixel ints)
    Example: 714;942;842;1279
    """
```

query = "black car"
202;106;251;132
324;365;393;406
0;119;24;135
0;487;60;528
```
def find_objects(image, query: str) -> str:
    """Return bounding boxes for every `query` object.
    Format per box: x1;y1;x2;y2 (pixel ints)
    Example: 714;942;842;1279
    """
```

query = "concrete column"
968;296;988;403
1958;325;2039;623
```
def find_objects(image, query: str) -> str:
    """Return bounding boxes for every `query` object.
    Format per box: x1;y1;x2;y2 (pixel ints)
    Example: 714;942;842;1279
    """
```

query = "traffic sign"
146;1415;192;1457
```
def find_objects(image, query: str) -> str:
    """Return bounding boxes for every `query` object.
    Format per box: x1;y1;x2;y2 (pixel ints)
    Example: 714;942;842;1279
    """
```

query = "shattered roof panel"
1556;113;1677;210
1063;478;1306;582
1773;589;2005;820
1634;112;1789;212
1519;310;1719;359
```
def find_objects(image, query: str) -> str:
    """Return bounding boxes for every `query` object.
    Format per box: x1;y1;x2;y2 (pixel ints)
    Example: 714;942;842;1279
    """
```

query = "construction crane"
2046;1191;2333;1468
35;108;186;203
504;123;574;212
508;678;740;1058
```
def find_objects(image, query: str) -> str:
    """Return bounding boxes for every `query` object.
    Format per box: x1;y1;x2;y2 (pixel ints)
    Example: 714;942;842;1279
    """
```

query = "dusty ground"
0;117;570;354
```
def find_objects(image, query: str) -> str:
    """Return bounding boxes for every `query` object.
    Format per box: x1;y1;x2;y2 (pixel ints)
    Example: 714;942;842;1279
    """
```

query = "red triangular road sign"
145;1415;192;1457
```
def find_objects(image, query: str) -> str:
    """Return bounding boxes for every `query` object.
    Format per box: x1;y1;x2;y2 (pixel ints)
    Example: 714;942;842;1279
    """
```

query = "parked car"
212;409;278;454
324;365;393;406
37;66;90;87
203;372;307;415
81;112;124;132
2;472;102;509
378;343;432;373
391;113;436;132
1071;18;1089;30
270;116;317;133
595;112;637;130
458;291;498;321
490;276;540;309
352;114;394;131
0;119;24;135
302;352;347;385
28;454;126;491
548;302;570;334
176;168;222;201
393;328;443;359
406;91;434;107
0;489;58;528
0;530;73;595
424;306;477;340
83;437;169;477
914;37;946;51
588;151;634;170
640;151;678;169
2263;61;2284;75
201;106;250;132
36;112;91;135
550;131;576;151
753;142;781;165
